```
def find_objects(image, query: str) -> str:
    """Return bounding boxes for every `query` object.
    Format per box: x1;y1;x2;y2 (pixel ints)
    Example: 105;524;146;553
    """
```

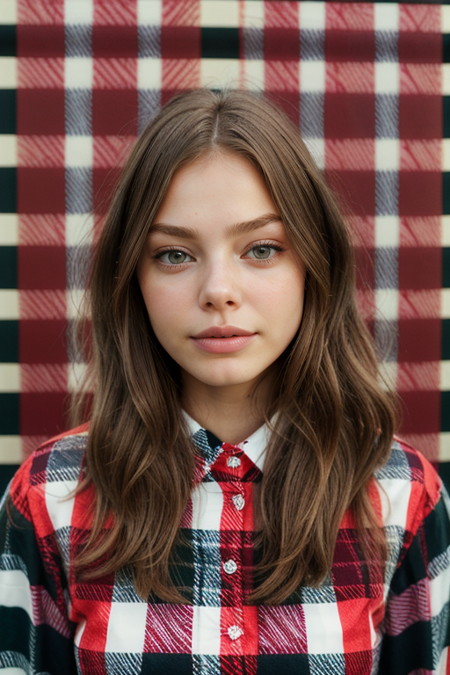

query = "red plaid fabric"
1;413;450;673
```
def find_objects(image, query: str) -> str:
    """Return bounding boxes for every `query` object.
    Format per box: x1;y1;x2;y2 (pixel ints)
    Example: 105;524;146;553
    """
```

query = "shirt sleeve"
0;458;78;674
378;479;450;675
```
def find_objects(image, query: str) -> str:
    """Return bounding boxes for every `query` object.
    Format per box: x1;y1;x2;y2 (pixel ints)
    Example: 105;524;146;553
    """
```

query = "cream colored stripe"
137;58;161;90
0;436;21;464
0;364;19;393
137;0;161;25
201;0;239;26
244;0;264;29
299;2;325;30
443;139;450;172
442;6;450;33
201;59;240;88
0;0;17;23
0;291;19;320
443;217;450;247
0;57;16;88
65;0;93;24
0;214;18;245
442;290;450;319
441;362;450;391
375;289;398;321
439;433;450;463
242;60;264;92
0;135;17;167
443;64;450;96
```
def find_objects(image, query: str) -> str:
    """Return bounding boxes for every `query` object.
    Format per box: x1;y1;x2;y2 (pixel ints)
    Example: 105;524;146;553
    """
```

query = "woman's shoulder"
373;435;444;537
7;424;89;522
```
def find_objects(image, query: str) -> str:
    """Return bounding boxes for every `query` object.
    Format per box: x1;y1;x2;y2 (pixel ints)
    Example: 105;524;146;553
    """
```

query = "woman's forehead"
150;151;280;230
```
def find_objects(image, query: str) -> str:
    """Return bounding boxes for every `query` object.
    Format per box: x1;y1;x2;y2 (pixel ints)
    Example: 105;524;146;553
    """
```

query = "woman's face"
137;151;306;399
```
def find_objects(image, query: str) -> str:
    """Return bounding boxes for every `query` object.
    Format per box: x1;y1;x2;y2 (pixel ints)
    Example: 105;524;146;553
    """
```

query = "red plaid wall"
0;0;448;493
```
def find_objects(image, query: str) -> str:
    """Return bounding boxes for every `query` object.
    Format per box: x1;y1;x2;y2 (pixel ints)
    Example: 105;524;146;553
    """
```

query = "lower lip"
190;334;257;354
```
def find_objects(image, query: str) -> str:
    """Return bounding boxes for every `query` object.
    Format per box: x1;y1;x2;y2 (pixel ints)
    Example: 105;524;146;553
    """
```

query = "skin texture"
137;151;306;444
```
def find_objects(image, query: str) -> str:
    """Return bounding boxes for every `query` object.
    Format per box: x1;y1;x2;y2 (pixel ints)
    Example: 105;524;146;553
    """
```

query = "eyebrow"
149;213;282;240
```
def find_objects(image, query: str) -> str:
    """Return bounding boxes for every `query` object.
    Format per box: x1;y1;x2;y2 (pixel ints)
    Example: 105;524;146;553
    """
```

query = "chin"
192;367;258;389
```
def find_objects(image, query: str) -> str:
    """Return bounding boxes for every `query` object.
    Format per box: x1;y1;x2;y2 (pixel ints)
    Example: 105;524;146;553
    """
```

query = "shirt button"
232;494;245;511
227;456;241;468
223;559;237;575
228;625;243;641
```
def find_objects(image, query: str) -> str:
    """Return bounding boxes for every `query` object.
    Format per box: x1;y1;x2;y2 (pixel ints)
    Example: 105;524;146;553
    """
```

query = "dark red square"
77;646;108;674
324;94;375;139
17;25;65;57
17;89;65;135
265;28;299;60
21;392;68;436
399;95;441;140
398;32;441;64
161;89;183;107
265;90;299;126
93;26;138;57
344;651;374;675
93;167;121;215
398;318;441;362
398;247;441;290
75;574;116;601
18;168;65;214
29;450;50;479
161;26;200;59
399;172;441;217
325;170;375;217
20;320;67;365
92;89;138;136
18;246;66;290
399;390;440;435
325;31;375;62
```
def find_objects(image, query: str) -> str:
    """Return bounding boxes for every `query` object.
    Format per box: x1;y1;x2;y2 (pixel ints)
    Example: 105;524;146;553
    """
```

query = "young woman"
1;89;449;675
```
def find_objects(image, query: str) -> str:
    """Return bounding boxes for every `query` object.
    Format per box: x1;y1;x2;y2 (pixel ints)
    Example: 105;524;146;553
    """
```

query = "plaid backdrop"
0;0;448;494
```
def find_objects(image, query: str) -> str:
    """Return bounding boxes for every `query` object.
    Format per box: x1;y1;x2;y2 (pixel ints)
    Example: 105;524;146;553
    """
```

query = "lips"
192;325;255;339
190;332;257;354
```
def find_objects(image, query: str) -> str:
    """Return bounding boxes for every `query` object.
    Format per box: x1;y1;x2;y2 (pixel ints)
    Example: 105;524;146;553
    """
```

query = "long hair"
75;88;397;604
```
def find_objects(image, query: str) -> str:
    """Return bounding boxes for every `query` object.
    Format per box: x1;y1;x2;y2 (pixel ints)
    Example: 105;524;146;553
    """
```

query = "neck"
181;375;275;445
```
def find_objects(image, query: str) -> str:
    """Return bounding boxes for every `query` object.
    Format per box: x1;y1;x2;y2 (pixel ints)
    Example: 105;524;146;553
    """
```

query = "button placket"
222;479;245;643
220;444;253;648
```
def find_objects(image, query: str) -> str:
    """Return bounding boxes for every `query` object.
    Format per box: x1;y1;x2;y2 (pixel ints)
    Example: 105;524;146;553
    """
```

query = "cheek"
141;277;191;331
252;271;305;321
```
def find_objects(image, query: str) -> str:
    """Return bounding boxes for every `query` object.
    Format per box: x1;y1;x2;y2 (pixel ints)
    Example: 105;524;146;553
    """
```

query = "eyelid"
243;239;285;256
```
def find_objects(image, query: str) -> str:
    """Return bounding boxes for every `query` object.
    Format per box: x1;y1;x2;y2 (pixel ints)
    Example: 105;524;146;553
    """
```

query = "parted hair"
75;88;397;604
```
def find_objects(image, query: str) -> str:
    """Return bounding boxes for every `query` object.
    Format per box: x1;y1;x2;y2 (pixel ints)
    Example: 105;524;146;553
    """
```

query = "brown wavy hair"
75;88;397;604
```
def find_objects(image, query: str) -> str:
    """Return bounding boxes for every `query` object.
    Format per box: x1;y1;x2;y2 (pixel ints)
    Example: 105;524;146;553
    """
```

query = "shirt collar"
182;409;272;472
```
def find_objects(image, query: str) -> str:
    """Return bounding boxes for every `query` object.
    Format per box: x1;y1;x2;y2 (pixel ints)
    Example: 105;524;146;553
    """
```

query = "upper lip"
192;325;256;339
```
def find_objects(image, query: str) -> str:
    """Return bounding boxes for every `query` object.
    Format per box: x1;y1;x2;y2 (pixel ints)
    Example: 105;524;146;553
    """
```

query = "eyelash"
152;241;286;267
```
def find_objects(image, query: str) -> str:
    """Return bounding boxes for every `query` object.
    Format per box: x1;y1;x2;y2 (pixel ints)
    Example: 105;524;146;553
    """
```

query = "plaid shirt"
1;413;450;674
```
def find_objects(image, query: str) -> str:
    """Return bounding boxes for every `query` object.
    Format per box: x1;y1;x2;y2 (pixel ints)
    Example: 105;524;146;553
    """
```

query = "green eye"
167;251;188;264
156;250;193;264
251;246;272;259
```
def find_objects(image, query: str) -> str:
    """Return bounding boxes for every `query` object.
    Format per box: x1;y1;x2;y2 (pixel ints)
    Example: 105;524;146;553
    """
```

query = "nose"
198;259;243;311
